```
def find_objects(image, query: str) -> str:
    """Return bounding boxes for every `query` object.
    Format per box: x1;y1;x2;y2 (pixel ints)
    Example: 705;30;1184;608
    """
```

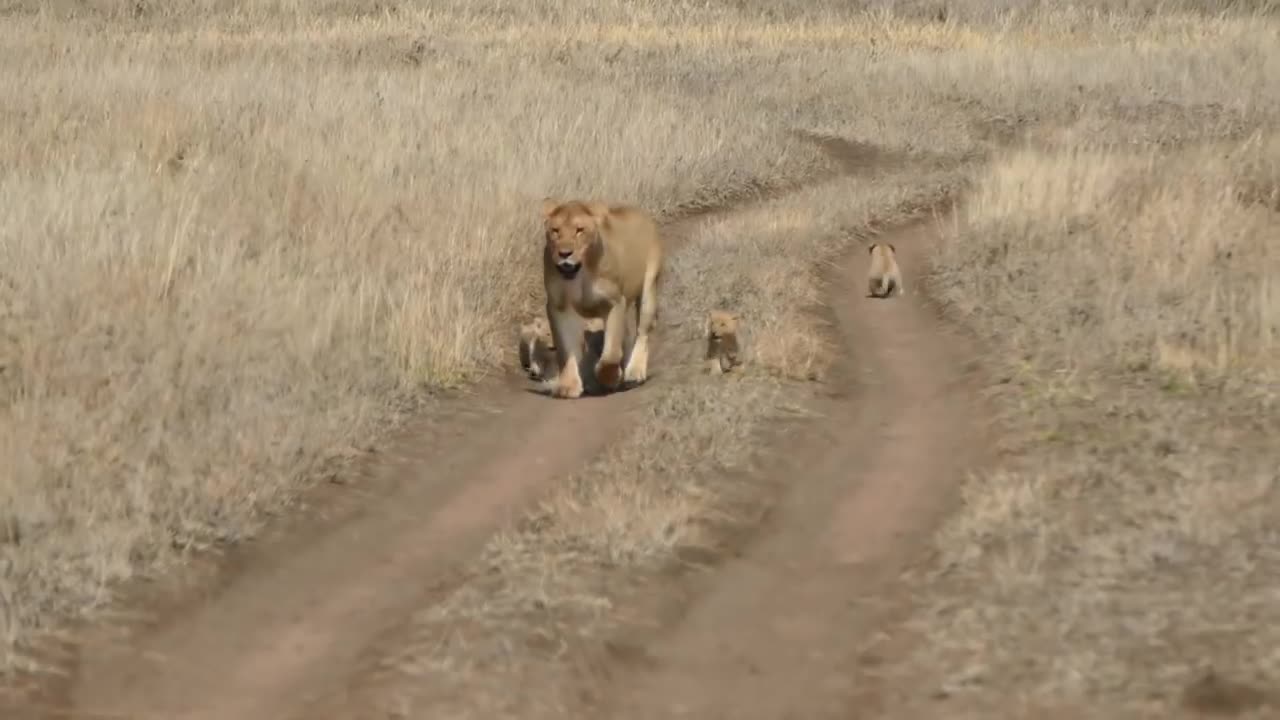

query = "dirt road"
597;212;993;719
7;143;993;719
58;375;647;720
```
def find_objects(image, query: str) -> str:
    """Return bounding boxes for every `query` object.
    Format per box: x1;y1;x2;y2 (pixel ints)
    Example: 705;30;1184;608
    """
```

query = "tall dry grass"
910;125;1280;714
0;10;826;671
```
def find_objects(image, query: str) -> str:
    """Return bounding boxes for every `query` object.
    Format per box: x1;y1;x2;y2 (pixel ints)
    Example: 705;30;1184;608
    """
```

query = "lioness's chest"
560;273;616;317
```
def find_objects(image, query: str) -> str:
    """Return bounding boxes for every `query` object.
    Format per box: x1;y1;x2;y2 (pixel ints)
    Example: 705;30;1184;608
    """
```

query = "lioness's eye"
575;227;583;235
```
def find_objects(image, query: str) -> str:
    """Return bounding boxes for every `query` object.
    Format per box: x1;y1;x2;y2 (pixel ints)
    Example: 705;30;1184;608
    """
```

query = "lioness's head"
868;242;897;256
541;198;609;280
705;309;739;341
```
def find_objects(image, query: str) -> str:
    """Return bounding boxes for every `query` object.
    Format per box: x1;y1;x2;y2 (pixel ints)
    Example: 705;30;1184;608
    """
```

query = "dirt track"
600;214;992;719
60;374;650;720
8;147;993;720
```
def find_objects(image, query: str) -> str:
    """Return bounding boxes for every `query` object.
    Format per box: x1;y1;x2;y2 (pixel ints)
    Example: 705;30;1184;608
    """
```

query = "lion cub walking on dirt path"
704;309;743;374
541;198;665;399
517;316;556;380
866;242;905;298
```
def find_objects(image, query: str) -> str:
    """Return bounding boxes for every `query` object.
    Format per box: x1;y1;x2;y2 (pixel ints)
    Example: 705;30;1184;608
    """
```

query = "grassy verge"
904;112;1280;716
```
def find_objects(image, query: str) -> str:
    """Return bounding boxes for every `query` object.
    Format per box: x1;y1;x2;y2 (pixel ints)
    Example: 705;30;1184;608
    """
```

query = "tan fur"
517;316;556;380
704;309;743;374
866;242;905;298
540;198;664;398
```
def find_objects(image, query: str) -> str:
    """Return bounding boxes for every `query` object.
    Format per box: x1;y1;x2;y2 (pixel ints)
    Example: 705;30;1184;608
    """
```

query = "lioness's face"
542;200;601;280
706;311;738;340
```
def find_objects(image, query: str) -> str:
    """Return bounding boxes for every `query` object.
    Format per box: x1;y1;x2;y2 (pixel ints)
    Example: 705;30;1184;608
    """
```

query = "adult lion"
540;198;664;399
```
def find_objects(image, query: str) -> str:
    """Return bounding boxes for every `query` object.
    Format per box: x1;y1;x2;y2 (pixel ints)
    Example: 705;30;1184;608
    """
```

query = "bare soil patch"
4;373;642;720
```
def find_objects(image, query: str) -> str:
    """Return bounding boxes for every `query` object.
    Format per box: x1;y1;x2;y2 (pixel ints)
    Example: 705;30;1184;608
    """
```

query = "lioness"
517;316;555;380
541;198;664;399
704;309;743;374
866;242;904;298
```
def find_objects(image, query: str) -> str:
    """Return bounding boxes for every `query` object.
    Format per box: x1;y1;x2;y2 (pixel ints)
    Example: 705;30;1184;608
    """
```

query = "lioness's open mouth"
556;262;581;279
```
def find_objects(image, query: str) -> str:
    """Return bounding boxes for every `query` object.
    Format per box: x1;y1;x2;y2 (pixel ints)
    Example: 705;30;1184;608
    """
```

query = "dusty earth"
3;144;997;719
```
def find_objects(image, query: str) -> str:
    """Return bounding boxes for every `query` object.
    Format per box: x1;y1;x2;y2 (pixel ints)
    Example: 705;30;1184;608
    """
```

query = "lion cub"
704;309;743;374
866;242;905;298
517;316;556;380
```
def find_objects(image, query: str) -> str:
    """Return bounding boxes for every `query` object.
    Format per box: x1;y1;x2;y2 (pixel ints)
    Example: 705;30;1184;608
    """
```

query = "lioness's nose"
557;250;573;259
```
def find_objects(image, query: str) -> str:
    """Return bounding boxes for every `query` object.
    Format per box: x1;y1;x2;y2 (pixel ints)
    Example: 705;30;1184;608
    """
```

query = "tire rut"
56;377;644;720
596;209;996;719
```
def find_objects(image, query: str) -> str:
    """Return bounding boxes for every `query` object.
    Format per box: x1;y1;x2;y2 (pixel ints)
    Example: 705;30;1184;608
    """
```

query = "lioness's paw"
624;362;648;384
552;381;583;399
552;370;583;399
596;360;622;390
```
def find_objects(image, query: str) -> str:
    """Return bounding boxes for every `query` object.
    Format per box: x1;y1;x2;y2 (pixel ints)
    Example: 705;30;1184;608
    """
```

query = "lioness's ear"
888;243;896;253
585;202;610;222
867;243;878;254
541;198;559;219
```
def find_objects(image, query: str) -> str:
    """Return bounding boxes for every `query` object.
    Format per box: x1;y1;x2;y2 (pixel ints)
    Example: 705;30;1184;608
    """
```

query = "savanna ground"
2;0;1279;717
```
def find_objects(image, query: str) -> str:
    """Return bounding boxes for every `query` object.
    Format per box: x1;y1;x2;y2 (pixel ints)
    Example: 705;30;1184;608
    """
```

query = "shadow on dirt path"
595;207;997;720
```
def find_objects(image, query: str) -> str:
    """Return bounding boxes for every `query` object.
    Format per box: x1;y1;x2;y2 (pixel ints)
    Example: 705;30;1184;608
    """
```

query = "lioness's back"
601;205;663;295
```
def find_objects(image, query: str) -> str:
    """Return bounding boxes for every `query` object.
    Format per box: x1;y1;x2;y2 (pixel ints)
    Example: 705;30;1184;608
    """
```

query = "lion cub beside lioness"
517;316;555;380
540;198;664;399
704;309;743;374
866;242;905;298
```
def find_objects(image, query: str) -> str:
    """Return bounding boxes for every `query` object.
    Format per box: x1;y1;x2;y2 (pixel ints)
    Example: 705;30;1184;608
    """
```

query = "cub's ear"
585;201;611;222
888;243;896;253
541;198;559;219
867;243;878;254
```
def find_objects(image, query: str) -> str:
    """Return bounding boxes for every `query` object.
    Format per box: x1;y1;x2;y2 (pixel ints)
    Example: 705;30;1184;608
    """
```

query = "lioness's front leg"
623;267;659;385
595;299;628;391
548;304;584;399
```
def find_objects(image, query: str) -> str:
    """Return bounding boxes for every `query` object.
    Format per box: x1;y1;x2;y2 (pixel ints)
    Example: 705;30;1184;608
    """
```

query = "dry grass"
3;3;1280;718
0;6;828;672
909;87;1280;719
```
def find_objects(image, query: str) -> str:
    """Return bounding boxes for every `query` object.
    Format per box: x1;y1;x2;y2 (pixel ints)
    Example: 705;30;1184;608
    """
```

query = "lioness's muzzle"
556;261;581;278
